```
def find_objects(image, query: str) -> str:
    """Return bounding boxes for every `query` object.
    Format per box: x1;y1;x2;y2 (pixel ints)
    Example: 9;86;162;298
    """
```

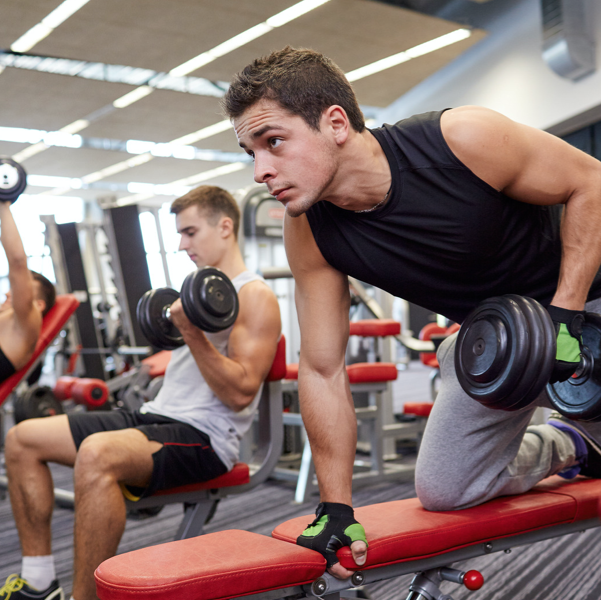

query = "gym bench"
95;475;601;600
120;334;287;539
0;295;80;496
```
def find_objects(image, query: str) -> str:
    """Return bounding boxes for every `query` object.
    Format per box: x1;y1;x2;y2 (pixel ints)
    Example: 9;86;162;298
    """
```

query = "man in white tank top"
3;186;281;600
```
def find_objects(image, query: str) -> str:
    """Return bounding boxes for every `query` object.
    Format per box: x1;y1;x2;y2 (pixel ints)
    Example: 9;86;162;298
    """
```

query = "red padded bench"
0;294;80;408
95;476;601;600
122;335;287;539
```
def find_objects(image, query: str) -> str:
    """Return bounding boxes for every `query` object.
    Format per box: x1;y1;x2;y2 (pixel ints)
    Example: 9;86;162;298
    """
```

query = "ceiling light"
266;0;331;27
170;120;232;146
345;28;472;82
169;0;332;78
42;0;91;28
60;119;89;134
113;85;153;108
12;143;47;163
174;162;248;187
11;23;53;53
10;0;91;53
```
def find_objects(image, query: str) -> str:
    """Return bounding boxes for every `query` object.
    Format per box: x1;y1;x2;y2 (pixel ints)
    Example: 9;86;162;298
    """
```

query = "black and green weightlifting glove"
547;305;585;384
296;502;368;568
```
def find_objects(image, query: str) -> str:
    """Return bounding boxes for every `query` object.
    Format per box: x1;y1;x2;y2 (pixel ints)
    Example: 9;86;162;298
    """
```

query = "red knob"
464;570;484;591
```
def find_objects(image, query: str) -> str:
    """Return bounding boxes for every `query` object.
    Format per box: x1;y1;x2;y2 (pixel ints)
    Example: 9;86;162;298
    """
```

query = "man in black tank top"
225;47;601;578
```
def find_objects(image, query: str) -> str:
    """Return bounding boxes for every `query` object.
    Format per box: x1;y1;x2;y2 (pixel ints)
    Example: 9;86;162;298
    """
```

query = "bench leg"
174;499;219;540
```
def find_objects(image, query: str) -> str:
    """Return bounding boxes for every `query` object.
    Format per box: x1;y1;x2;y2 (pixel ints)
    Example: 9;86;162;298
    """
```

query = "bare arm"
0;202;36;323
442;106;601;310
169;280;281;412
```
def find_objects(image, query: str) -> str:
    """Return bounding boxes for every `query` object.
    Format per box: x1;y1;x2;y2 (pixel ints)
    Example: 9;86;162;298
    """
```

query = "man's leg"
71;428;161;600
415;334;577;511
5;415;77;557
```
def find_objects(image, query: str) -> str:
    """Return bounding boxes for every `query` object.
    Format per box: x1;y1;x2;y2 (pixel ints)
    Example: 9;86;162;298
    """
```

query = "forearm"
0;204;27;268
553;187;601;309
183;327;260;411
299;367;356;505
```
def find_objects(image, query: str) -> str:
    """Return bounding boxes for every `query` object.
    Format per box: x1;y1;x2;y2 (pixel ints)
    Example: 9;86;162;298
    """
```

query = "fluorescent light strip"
345;28;472;82
116;162;248;206
169;0;331;77
113;85;154;108
11;0;91;53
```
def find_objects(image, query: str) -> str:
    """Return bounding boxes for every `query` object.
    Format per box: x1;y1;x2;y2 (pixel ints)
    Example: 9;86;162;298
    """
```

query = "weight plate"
136;288;184;350
181;267;239;333
14;385;64;424
456;296;531;409
547;312;601;422
499;296;555;411
0;157;27;204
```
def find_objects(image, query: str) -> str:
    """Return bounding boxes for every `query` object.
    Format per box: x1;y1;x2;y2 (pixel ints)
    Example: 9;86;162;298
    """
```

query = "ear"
322;105;349;146
218;216;234;239
34;298;46;316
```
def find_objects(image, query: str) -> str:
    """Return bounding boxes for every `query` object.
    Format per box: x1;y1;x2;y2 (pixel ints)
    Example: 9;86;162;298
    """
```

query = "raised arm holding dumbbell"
0;159;55;379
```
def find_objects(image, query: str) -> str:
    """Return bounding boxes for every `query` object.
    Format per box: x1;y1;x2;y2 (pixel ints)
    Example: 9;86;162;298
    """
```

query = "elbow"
228;386;260;412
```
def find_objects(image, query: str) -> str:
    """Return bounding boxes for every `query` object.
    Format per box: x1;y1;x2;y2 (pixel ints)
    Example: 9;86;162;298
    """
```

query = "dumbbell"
0;157;27;204
455;295;601;421
54;376;110;410
136;267;239;350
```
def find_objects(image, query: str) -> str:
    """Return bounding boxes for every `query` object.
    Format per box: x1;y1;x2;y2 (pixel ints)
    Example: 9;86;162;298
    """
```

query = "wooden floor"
2;362;601;600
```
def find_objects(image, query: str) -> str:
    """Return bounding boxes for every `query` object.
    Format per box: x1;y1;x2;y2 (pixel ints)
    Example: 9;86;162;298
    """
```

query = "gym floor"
2;362;601;600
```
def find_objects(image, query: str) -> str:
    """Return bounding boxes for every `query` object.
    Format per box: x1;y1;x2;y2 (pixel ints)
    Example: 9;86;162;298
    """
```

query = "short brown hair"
31;271;56;317
170;185;241;239
222;46;365;133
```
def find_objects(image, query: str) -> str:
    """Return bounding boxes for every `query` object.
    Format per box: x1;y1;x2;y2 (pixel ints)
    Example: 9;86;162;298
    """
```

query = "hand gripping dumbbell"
455;295;601;421
136;267;239;350
0;157;27;204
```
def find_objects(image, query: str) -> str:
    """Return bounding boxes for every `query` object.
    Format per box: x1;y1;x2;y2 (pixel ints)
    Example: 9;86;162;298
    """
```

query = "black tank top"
306;110;601;323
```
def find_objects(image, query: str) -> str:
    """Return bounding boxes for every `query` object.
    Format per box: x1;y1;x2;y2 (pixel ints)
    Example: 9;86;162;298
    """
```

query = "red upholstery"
403;401;434;417
95;529;326;600
446;322;461;336
95;477;601;600
0;295;79;407
71;378;109;409
266;335;286;382
54;376;78;401
285;362;397;383
152;462;250;497
141;351;172;378
418;323;446;368
349;319;401;337
347;362;397;383
272;476;600;570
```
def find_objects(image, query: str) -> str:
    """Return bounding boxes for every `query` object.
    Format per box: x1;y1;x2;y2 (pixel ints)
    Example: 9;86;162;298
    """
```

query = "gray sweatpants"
415;298;601;511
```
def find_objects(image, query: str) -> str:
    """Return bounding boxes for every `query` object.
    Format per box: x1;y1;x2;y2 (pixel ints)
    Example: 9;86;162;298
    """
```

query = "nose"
178;237;187;252
253;154;276;184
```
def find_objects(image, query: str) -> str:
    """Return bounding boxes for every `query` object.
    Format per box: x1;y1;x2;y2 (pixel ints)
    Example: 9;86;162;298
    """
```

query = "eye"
245;149;255;160
269;138;282;149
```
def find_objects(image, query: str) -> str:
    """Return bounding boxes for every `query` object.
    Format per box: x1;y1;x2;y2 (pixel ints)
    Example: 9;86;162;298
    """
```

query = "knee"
74;434;117;484
415;461;466;511
5;422;35;465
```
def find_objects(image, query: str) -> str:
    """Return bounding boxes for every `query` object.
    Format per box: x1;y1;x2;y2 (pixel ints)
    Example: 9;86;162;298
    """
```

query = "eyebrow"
239;125;286;149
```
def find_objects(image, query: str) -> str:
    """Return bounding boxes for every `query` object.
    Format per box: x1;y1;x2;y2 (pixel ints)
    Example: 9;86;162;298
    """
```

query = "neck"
323;129;391;212
211;244;247;281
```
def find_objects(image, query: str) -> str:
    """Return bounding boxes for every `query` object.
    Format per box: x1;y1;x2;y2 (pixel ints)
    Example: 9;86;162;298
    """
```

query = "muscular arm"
169;281;281;412
442;106;601;310
0;203;37;324
285;212;356;503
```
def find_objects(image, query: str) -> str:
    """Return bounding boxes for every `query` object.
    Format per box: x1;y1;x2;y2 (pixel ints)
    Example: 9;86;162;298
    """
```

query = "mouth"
270;188;291;202
188;254;197;262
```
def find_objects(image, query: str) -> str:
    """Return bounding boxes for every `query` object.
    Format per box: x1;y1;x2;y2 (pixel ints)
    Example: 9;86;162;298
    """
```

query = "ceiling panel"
83;91;225;142
0;0;61;46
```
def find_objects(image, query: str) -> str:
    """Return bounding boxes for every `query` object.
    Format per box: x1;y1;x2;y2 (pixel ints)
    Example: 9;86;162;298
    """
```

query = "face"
176;206;230;269
234;99;341;218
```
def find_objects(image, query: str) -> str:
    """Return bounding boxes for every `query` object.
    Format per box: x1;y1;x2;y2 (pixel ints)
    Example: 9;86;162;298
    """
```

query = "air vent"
542;0;595;80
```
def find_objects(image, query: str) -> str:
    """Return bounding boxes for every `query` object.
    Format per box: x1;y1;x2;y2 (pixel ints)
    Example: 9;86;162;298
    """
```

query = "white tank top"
140;270;267;470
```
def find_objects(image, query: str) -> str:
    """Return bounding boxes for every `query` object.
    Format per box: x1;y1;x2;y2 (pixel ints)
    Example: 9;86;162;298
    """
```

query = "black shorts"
68;409;228;500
